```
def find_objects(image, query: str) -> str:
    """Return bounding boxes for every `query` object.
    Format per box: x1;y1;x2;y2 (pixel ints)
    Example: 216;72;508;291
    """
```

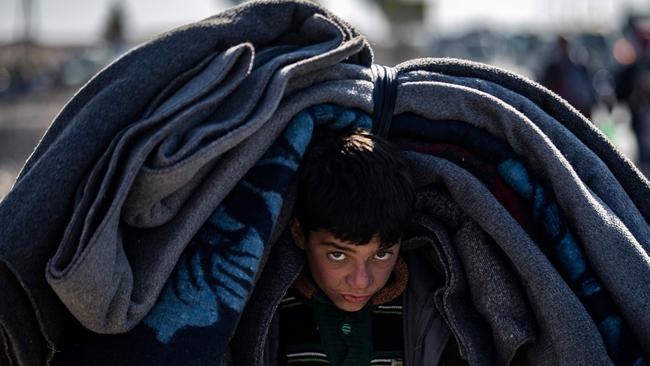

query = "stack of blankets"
0;1;648;365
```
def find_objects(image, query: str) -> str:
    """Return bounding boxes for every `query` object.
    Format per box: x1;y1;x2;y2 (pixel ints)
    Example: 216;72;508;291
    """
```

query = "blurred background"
2;0;650;200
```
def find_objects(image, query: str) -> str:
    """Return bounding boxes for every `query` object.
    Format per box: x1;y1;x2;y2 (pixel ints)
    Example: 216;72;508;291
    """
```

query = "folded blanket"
0;0;648;365
52;104;369;364
397;132;645;364
410;186;536;366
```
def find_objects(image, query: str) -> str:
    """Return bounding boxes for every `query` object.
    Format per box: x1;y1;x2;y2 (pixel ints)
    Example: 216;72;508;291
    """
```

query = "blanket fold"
395;71;649;245
406;152;612;364
397;58;650;221
414;185;537;365
0;0;648;365
44;5;369;335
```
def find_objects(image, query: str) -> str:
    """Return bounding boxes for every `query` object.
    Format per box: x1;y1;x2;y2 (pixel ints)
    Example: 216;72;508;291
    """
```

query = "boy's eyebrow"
320;241;355;253
320;241;399;253
380;243;399;251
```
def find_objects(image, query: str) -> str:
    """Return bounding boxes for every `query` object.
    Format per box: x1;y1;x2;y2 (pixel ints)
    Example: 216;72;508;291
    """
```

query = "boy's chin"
338;304;365;312
333;296;371;312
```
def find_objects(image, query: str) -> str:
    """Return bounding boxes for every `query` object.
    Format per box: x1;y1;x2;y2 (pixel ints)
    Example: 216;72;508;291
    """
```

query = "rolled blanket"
0;0;648;365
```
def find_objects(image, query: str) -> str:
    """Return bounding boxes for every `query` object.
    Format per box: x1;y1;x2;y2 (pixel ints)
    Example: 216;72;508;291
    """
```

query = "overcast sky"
1;0;649;45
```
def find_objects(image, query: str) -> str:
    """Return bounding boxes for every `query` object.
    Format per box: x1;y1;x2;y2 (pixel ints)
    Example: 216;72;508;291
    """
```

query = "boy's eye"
327;252;347;261
374;251;393;261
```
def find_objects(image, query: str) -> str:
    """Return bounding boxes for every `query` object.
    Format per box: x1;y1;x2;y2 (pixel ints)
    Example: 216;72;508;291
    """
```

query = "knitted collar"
294;256;408;306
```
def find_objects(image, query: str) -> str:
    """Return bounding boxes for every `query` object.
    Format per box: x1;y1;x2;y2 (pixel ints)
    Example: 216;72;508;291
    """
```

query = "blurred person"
540;36;597;119
615;15;650;171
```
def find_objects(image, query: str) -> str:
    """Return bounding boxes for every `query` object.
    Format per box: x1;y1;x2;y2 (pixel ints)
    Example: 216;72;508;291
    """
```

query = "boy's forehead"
312;229;372;246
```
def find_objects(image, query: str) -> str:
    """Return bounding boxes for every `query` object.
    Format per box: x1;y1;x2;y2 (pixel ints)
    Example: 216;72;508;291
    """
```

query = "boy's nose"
348;263;371;289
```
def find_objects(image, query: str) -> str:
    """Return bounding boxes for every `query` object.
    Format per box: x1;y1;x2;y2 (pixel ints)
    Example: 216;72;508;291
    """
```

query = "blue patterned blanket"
54;105;370;364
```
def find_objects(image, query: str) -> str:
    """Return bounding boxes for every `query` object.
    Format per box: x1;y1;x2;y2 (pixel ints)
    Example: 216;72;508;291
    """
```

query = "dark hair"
294;127;415;249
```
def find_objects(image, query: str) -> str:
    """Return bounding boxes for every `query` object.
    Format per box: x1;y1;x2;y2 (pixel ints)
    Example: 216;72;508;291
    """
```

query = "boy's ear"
290;218;306;250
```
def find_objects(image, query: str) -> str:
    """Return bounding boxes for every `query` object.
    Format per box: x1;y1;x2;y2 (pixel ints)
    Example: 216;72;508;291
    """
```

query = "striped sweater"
277;260;408;366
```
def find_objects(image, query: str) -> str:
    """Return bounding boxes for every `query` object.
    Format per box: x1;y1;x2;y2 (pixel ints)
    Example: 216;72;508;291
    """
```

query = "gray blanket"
0;0;648;365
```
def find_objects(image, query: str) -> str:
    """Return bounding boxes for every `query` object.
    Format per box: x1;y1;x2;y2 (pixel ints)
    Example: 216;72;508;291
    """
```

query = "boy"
277;128;460;365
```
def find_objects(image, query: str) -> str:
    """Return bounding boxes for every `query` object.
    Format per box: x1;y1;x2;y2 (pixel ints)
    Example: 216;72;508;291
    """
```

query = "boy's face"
295;226;400;312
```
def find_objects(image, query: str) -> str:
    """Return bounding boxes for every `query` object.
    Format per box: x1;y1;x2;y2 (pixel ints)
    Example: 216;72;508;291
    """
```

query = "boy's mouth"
342;294;370;303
